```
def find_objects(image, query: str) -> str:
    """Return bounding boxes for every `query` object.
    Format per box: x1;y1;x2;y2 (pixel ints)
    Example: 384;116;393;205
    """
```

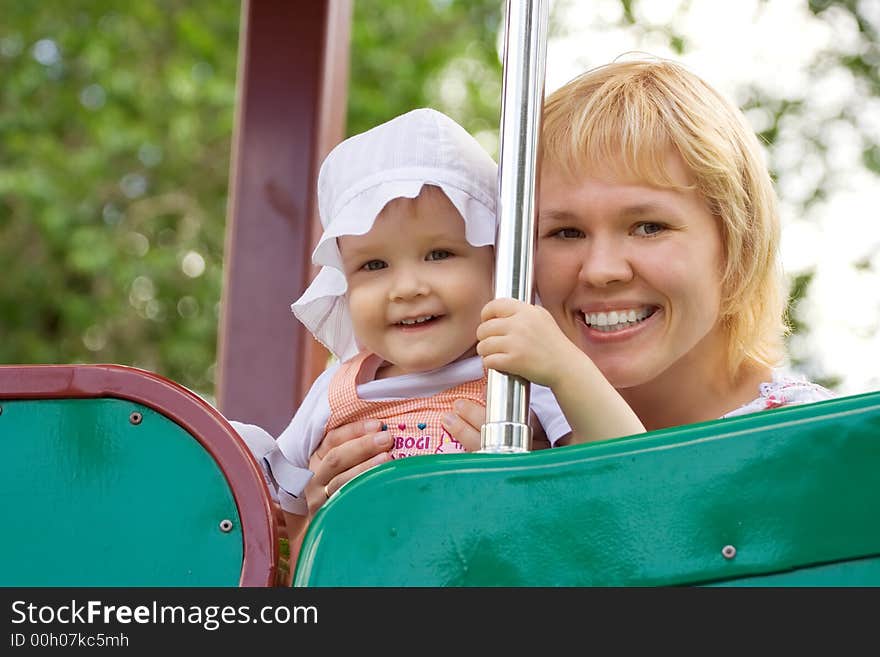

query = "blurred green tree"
348;0;502;144
0;0;503;398
1;0;239;394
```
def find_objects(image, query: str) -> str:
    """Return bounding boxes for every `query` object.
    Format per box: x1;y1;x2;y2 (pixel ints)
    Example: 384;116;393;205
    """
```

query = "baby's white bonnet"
292;108;498;362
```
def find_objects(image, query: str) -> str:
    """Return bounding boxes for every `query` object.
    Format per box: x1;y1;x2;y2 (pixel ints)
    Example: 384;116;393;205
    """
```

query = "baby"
232;108;571;517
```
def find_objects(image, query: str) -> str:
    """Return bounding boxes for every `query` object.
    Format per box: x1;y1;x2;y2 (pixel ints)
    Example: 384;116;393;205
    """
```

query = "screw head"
129;411;143;425
219;519;234;533
722;544;737;559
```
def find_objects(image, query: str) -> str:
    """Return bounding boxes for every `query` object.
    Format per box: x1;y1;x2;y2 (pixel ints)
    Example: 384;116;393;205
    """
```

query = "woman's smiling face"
535;150;726;390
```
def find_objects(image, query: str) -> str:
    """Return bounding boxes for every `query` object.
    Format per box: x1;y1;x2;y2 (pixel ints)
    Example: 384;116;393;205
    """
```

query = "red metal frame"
216;0;351;437
0;364;279;587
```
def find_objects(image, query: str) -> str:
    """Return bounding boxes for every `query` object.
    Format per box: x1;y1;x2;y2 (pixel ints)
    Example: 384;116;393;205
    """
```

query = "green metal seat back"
0;365;279;586
294;391;880;586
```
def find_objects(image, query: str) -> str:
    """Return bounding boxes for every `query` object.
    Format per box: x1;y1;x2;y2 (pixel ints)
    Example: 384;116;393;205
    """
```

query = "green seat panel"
705;554;880;586
0;365;278;586
294;391;880;586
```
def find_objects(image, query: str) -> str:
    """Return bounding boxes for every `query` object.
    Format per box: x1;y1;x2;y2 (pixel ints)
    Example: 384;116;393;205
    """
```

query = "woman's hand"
441;399;485;452
441;399;553;451
305;419;393;513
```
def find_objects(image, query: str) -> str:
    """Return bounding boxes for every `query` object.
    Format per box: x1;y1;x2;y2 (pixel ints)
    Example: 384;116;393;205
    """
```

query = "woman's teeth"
584;307;654;332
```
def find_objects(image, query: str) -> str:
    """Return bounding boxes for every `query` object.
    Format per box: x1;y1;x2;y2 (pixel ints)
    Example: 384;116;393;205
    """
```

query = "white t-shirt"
721;370;835;418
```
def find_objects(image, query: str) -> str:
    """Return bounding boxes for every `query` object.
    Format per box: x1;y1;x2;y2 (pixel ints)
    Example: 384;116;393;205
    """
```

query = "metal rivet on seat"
129;411;142;425
722;544;737;559
219;519;234;533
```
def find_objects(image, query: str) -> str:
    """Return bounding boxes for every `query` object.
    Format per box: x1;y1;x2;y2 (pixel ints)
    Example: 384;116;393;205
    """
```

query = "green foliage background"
2;0;877;396
1;1;238;393
0;0;502;397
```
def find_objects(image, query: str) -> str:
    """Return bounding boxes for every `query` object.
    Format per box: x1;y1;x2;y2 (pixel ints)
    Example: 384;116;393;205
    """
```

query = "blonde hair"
541;56;786;379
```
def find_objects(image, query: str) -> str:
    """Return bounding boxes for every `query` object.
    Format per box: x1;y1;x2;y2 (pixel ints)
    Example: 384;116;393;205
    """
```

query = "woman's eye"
633;222;665;237
426;249;452;261
552;228;584;239
361;259;387;271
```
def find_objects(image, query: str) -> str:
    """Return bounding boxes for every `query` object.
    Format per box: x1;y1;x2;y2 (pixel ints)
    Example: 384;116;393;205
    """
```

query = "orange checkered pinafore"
326;351;487;460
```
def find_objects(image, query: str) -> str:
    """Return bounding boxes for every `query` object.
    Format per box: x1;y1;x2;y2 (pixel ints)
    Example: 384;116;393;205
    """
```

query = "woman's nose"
577;242;634;288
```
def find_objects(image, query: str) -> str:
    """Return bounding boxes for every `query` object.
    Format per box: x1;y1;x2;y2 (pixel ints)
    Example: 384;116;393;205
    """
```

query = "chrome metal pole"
479;0;549;454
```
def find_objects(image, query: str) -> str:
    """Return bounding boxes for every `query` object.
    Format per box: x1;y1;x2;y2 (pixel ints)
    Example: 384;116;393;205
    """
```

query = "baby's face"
339;185;495;378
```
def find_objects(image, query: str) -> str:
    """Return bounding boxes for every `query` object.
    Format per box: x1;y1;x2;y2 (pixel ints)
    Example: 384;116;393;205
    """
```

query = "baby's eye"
632;222;665;237
426;249;452;261
361;259;387;271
